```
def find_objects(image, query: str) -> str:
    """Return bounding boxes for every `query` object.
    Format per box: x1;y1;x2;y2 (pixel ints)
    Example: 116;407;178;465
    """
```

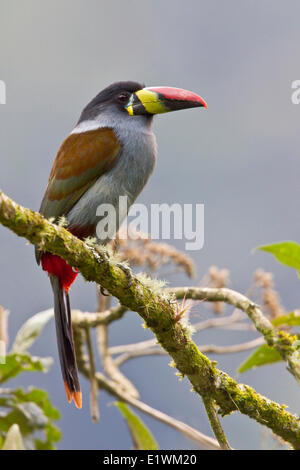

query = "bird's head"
79;81;207;123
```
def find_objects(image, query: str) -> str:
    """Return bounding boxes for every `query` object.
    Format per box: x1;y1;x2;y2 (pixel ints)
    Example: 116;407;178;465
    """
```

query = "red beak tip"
147;86;207;109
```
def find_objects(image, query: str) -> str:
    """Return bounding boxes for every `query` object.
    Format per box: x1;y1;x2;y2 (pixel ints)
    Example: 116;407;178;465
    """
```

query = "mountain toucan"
35;81;207;408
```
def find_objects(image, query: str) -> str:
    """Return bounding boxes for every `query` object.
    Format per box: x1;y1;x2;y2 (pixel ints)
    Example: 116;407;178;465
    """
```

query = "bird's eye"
117;93;129;103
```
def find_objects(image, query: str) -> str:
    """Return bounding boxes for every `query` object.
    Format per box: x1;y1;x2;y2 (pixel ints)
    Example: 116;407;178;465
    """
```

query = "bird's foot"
99;285;110;297
116;262;134;289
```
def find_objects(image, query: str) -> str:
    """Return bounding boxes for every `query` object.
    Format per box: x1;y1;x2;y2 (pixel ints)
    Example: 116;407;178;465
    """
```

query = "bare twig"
109;338;157;356
199;337;265;354
109;310;255;366
114;337;265;366
85;327;100;422
191;310;245;331
72;305;127;327
109;311;245;356
97;322;139;399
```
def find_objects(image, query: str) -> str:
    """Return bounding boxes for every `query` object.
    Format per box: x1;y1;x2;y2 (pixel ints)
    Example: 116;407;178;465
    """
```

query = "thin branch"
202;396;231;450
109;338;157;356
72;305;127;327
218;323;254;331
109;311;245;356
199;337;265;354
191;310;245;331
114;337;265;366
115;348;165;366
109;310;247;357
85;327;100;422
97;322;139;399
1;190;300;448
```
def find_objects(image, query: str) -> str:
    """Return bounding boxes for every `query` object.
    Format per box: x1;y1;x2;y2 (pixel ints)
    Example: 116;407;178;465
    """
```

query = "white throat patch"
70;120;103;134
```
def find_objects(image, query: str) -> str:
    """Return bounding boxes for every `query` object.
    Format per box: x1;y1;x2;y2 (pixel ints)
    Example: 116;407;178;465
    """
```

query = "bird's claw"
99;285;110;296
116;262;134;289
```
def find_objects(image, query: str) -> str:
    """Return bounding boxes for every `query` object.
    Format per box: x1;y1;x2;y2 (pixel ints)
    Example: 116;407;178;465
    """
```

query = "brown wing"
39;127;121;220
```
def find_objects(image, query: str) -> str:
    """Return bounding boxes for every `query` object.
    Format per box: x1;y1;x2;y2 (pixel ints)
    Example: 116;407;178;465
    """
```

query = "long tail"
50;274;82;409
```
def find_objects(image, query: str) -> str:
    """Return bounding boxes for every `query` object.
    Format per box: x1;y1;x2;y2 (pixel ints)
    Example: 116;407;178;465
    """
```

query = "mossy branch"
1;189;300;449
170;287;300;385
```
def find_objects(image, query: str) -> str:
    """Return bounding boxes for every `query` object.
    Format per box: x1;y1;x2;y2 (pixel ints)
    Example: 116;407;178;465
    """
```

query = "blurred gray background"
1;0;300;450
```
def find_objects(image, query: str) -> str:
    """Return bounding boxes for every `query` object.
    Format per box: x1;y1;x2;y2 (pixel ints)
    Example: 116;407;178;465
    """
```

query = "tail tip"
64;382;72;403
64;382;82;409
74;391;82;409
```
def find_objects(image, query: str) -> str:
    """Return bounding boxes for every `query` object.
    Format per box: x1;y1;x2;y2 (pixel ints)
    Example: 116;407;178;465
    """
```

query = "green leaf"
15;402;48;429
0;404;45;436
12;309;53;354
237;343;282;374
45;423;61;443
0;396;11;407
257;241;300;271
0;353;53;384
35;439;55;450
33;422;61;450
12;387;60;420
272;310;300;327
1;424;24;450
115;402;158;450
0;349;60;450
0;390;61;448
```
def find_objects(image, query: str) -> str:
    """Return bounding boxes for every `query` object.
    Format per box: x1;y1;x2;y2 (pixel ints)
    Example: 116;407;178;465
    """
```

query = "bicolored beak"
126;86;207;116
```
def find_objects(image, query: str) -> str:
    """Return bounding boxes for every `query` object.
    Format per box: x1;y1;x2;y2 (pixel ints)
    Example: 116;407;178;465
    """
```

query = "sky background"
1;0;300;450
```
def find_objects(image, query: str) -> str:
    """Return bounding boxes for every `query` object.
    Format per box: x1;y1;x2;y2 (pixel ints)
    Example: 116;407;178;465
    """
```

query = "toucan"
35;81;207;408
